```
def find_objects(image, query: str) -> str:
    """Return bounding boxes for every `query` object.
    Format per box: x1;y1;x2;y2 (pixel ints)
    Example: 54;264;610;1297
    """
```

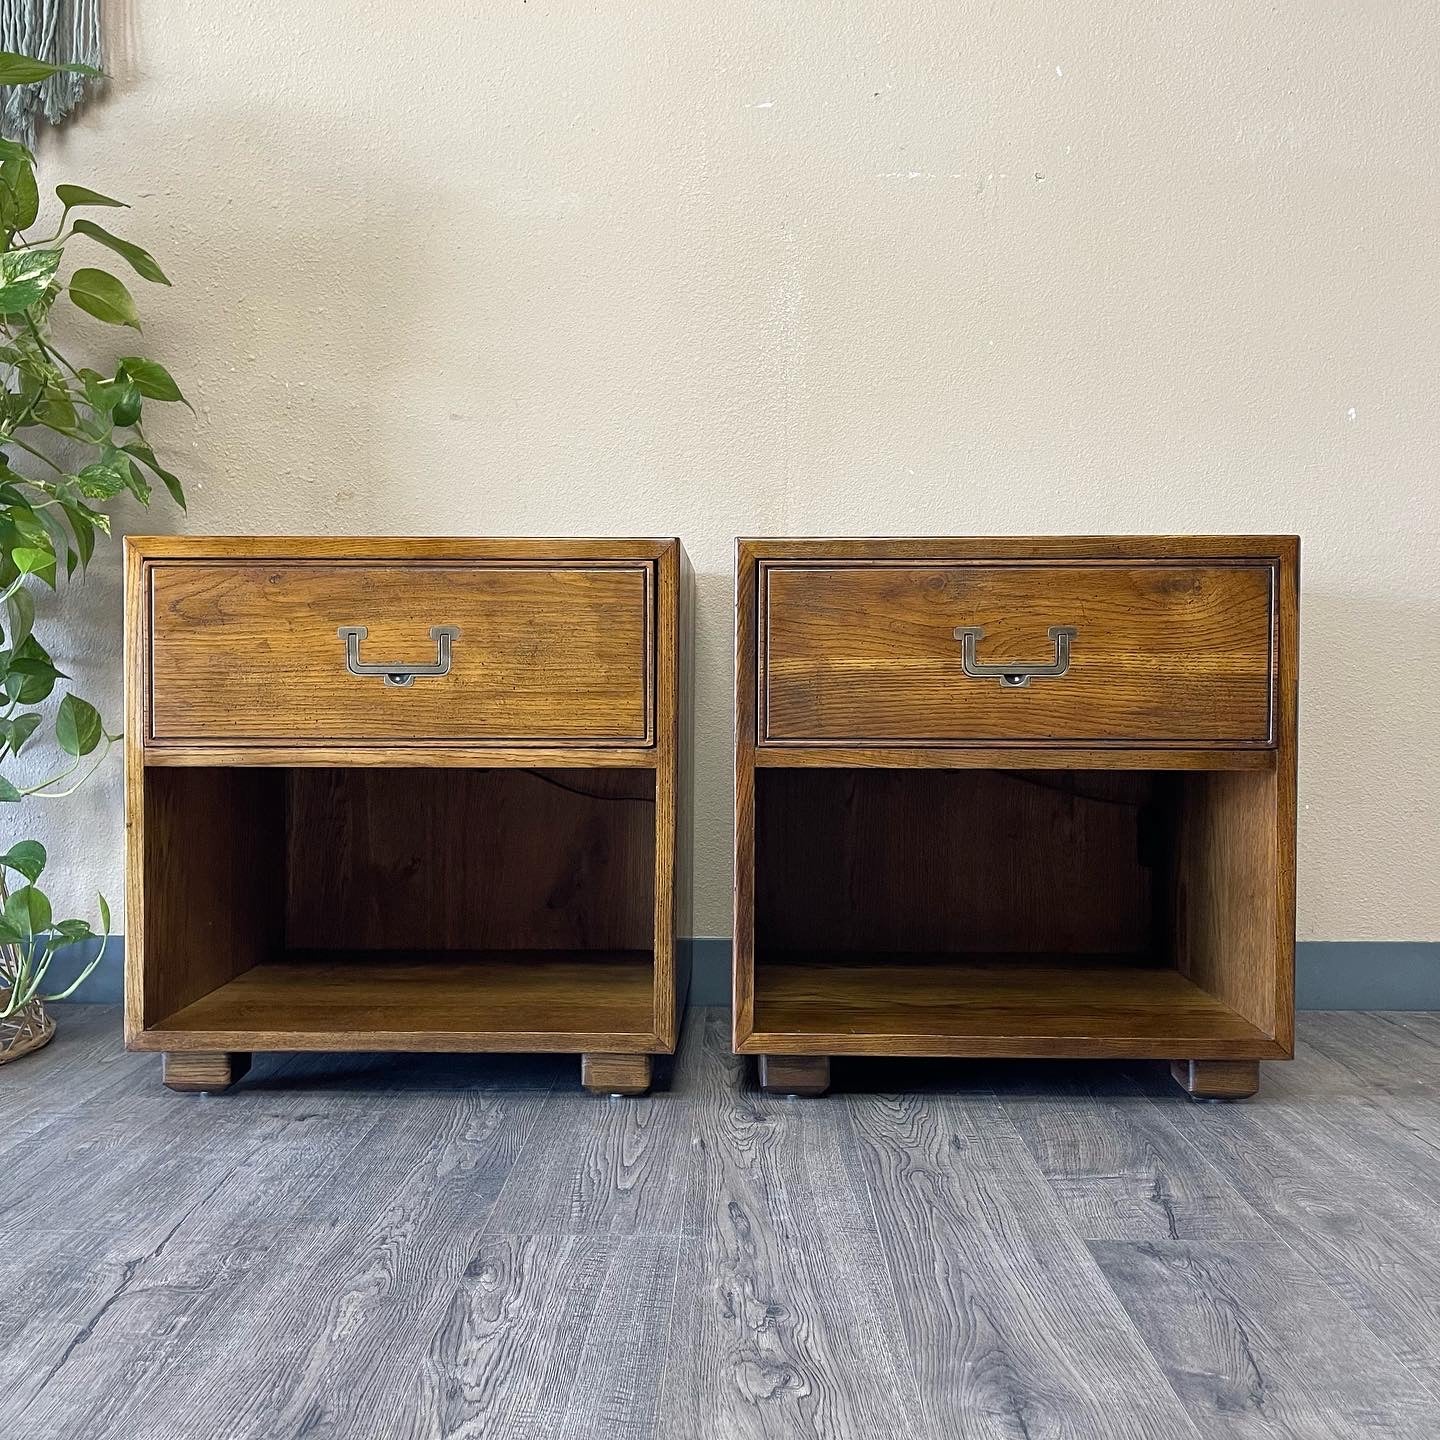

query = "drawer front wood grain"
761;561;1275;745
147;562;652;744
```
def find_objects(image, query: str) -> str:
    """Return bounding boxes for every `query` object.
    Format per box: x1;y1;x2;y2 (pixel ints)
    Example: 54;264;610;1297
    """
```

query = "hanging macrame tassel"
44;0;98;124
0;0;101;146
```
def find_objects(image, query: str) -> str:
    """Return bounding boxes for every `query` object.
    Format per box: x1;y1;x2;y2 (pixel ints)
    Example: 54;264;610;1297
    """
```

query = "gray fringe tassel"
0;0;102;145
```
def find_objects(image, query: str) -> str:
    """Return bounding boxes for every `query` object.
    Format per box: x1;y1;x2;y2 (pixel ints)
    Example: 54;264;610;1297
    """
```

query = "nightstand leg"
162;1051;252;1094
1170;1059;1259;1101
581;1052;652;1096
758;1054;830;1096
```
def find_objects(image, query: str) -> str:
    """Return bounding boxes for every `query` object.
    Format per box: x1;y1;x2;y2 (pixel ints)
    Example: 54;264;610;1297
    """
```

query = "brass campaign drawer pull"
952;624;1077;688
337;624;459;688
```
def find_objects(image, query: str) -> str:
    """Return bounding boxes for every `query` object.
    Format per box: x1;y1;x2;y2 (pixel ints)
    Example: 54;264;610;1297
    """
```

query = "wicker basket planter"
0;995;55;1064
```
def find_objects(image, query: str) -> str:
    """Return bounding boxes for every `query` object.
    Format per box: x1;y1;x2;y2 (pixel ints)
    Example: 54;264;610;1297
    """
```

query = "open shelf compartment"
132;766;662;1051
744;767;1288;1059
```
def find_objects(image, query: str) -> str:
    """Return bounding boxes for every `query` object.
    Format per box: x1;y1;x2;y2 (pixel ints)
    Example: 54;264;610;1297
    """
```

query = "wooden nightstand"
733;536;1298;1100
124;537;692;1095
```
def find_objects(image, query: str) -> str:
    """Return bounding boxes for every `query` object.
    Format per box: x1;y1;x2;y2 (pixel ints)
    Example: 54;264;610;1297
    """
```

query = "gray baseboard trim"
32;934;122;1003
683;938;734;1008
1293;942;1440;1010
47;936;1440;1011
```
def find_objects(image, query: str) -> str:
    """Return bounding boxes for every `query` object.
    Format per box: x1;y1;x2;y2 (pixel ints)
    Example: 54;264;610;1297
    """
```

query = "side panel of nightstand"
650;539;691;1052
733;542;761;1049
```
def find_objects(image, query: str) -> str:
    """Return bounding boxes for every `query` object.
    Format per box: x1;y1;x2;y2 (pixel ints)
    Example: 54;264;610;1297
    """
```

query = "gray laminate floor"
6;1007;1440;1439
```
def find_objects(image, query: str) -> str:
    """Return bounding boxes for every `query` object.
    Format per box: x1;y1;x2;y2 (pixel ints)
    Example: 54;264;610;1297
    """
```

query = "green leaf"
78;372;144;429
0;247;61;315
6;505;49;544
30;503;72;575
0;138;34;164
0;774;20;803
55;183;126;212
4;584;33;648
55;692;103;757
111;380;142;426
0;840;45;881
0;157;39;230
116;457;149;505
0;54;65;85
0;52;99;85
67;267;140;328
120;441;183;509
2;636;63;703
61;500;98;567
118;357;188;408
70;219;169;285
53;918;93;941
2;711;41;756
11;545;55;586
28;386;78;434
3;884;52;939
98;893;111;933
80;370;115;413
74;460;131;499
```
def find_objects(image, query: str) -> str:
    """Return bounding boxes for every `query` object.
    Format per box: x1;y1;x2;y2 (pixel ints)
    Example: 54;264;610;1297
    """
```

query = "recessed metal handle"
952;625;1077;688
337;625;459;688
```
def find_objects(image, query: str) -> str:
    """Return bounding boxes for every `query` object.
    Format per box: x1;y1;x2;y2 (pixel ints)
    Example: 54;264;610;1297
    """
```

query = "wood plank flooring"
5;1006;1440;1439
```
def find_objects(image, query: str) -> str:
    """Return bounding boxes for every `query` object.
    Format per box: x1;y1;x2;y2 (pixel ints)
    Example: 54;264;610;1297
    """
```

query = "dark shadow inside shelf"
142;767;657;1040
752;767;1280;1049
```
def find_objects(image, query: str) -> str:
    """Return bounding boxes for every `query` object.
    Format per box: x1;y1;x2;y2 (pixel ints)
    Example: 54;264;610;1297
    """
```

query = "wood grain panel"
755;767;1165;956
754;745;1275;771
742;534;1295;562
147;561;652;744
130;534;676;562
129;766;285;1038
649;539;688;1049
1173;770;1284;1045
746;955;1285;1058
762;561;1274;745
284;767;655;952
143;744;660;769
141;952;657;1051
732;540;761;1049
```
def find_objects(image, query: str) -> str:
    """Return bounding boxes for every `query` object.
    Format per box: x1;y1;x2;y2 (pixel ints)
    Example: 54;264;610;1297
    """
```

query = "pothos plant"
0;50;187;1055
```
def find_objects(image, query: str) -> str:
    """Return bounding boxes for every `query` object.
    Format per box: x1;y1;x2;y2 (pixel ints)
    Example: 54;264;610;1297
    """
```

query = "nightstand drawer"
146;561;652;744
761;561;1275;745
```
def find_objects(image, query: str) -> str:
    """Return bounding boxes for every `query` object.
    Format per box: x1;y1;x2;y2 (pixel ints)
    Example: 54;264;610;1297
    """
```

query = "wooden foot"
581;1052;652;1096
1170;1059;1259;1101
163;1051;252;1094
758;1054;830;1097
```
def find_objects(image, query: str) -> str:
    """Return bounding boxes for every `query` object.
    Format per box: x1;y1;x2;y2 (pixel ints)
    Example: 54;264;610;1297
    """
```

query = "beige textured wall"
18;0;1439;940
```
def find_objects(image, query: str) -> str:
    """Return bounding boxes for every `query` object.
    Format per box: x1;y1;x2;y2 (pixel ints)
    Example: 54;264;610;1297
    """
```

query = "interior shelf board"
141;949;658;1052
745;952;1284;1059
